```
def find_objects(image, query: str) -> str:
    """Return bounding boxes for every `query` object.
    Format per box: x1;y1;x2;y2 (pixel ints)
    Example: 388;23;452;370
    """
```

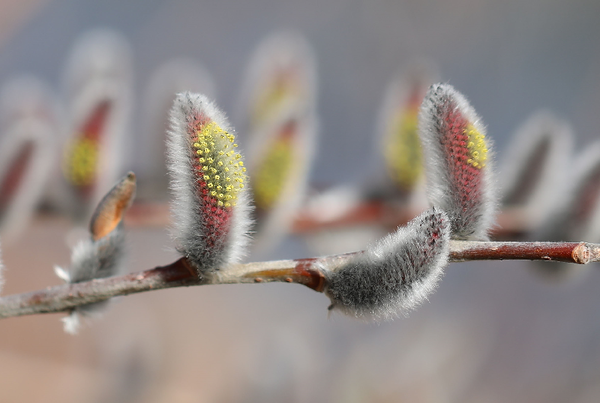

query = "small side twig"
0;240;598;320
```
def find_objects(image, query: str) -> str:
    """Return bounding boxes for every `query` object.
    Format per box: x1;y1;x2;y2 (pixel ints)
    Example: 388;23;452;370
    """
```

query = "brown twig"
1;240;599;320
448;240;600;264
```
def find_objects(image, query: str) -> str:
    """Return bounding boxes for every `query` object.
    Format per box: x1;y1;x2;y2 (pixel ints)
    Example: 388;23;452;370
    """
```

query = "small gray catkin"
324;208;450;321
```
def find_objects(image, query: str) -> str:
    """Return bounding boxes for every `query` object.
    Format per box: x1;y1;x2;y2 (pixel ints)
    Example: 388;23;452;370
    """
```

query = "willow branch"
124;201;531;239
1;240;599;320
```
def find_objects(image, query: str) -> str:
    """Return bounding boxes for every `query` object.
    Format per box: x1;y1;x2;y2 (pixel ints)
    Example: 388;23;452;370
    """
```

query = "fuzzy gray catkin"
54;172;135;334
419;84;496;240
54;224;125;334
324;208;450;320
166;92;252;275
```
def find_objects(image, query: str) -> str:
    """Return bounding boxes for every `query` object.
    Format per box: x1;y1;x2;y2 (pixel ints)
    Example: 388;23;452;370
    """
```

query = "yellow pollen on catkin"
192;120;247;207
63;137;99;186
465;124;488;169
252;136;295;209
383;110;423;190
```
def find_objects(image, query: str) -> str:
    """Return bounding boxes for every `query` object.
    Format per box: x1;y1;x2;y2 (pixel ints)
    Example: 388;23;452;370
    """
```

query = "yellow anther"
193;118;246;208
465;124;487;170
225;202;231;207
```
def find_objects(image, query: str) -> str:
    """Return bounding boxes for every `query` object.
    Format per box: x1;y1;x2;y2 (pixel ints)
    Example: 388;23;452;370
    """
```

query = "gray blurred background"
1;0;600;402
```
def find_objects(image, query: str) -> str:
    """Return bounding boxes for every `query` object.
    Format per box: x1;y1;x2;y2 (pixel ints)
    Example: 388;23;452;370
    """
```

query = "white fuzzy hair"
140;58;216;196
324;208;450;321
499;110;573;227
167;92;253;273
419;83;496;240
54;227;125;334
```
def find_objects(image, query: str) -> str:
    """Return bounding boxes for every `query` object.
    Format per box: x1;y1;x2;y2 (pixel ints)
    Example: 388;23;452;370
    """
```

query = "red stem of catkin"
0;241;598;320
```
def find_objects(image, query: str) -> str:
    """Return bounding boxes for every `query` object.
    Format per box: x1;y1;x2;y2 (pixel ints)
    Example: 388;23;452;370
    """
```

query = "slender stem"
449;240;600;264
0;254;340;320
1;241;599;320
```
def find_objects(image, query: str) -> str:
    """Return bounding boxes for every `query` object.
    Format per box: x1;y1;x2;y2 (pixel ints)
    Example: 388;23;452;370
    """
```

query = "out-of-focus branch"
124;200;532;238
1;240;598;320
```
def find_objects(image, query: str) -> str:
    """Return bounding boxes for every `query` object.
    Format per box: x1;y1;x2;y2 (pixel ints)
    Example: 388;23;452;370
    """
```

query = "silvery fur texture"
167;92;252;274
54;227;125;334
324;208;450;320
